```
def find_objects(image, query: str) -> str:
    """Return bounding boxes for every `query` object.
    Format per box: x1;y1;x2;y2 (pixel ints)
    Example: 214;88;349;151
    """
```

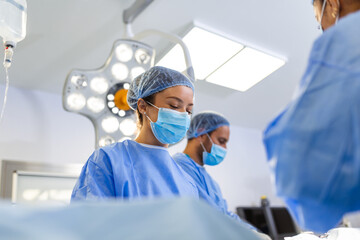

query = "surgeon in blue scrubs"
173;112;251;225
263;0;360;233
72;66;198;201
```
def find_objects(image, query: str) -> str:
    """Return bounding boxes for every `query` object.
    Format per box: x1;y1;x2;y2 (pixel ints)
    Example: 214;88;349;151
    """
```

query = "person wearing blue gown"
173;111;255;229
71;66;199;201
263;0;360;233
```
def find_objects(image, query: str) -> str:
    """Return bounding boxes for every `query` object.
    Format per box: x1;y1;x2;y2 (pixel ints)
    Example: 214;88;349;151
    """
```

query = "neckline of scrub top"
135;141;169;151
184;153;205;169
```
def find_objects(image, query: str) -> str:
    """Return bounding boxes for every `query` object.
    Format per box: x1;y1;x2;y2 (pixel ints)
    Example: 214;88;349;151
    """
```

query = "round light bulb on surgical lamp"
87;97;105;113
131;67;146;79
115;44;133;62
66;93;86;111
119;118;137;136
99;136;115;147
108;102;115;108
123;83;130;90
118;110;126;117
135;49;151;65
112;107;119;114
111;63;129;81
107;94;115;101
90;77;109;94
101;116;119;133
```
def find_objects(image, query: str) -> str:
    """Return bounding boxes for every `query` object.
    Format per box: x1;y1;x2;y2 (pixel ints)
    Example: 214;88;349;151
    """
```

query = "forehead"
154;85;194;101
211;125;230;137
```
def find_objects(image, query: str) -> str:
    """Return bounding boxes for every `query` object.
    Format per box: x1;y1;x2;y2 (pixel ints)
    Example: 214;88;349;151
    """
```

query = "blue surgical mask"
145;101;191;144
201;133;227;166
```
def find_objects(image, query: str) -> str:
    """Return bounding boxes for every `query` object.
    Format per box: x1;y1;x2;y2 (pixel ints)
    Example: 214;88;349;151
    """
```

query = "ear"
196;134;207;143
327;0;340;17
137;98;147;115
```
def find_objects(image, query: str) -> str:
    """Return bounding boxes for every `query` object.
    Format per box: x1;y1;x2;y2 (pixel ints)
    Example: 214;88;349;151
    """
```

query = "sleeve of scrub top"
71;149;115;201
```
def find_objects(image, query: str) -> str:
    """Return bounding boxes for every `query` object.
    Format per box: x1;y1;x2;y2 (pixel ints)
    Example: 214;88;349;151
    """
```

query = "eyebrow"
166;96;194;106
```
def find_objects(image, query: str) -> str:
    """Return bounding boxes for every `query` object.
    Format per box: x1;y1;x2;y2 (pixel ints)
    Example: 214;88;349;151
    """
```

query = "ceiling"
0;0;320;130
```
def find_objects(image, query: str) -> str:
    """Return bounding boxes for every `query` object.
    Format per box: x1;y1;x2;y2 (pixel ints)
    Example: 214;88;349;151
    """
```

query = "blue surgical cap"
127;66;195;110
187;111;230;139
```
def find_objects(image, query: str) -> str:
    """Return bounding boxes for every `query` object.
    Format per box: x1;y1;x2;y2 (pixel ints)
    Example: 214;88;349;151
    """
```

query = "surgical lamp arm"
123;0;154;38
133;29;195;81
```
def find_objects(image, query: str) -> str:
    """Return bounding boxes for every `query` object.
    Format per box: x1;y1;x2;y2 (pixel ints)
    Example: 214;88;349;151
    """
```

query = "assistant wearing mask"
173;112;255;228
264;0;360;233
72;66;199;201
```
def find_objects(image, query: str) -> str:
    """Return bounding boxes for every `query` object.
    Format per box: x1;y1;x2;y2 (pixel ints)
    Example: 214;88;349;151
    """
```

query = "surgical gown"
72;140;199;201
263;11;360;233
173;153;254;228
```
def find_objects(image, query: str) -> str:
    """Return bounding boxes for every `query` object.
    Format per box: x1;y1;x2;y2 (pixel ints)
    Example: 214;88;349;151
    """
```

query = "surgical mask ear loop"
318;0;327;31
334;0;340;24
200;133;213;153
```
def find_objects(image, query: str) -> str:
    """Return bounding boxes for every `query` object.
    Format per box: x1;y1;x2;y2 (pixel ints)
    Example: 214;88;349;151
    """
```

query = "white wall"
169;125;284;213
0;84;282;211
0;84;94;164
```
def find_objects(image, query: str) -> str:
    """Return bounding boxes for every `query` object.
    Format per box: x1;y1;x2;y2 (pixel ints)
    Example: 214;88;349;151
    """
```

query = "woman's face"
144;85;194;123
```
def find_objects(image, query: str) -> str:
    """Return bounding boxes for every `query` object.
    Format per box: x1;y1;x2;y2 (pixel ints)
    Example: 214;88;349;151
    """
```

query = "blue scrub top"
263;10;360;233
72;140;199;201
173;153;255;228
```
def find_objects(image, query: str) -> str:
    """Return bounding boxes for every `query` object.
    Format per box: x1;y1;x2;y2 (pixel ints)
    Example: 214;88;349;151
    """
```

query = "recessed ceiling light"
157;26;244;80
206;47;285;92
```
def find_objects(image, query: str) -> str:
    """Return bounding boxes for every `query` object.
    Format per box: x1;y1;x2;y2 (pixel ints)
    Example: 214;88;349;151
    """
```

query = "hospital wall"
0;84;283;211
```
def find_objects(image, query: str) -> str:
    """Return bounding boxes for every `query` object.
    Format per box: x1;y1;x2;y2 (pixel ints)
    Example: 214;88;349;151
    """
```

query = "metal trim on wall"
0;160;83;199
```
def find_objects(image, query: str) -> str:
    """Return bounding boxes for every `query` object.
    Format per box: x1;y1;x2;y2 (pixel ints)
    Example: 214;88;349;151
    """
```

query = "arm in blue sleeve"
71;149;115;201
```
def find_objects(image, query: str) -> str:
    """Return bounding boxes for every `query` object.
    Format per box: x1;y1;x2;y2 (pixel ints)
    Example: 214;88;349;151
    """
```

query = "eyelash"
169;105;192;115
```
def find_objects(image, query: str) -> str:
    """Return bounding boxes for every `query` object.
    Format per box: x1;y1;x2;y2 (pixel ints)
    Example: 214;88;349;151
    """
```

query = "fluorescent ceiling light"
157;26;244;80
206;47;285;92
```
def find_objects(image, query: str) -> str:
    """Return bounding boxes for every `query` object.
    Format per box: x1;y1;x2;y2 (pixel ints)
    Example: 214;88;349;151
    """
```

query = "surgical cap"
187;111;230;139
127;66;195;110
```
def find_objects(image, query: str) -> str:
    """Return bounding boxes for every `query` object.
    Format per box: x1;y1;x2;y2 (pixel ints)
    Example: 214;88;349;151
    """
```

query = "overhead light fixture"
63;39;155;148
158;25;286;91
206;47;285;92
157;26;244;80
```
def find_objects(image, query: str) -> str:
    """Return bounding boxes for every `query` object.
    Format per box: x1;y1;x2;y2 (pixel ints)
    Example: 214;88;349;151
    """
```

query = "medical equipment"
237;197;299;240
0;0;27;124
63;0;194;148
0;160;82;205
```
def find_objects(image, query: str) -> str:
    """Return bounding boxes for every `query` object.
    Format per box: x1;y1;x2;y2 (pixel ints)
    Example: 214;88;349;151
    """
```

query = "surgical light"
206;48;285;92
63;40;155;148
66;93;86;111
119;118;137;136
111;63;129;81
135;49;151;65
90;77;108;94
71;75;88;89
115;44;133;62
101;117;119;133
87;97;105;113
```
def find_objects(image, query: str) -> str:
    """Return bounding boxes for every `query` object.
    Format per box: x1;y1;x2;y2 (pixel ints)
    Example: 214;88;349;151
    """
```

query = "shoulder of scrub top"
310;10;360;72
